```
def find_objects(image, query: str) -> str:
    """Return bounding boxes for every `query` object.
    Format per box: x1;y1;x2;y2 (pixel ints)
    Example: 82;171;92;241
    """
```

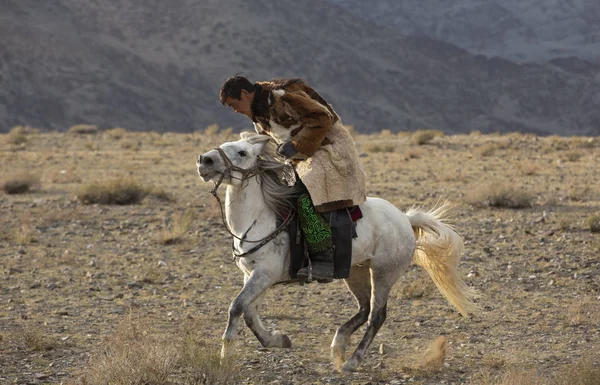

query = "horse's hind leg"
243;290;292;349
341;267;395;373
332;265;371;371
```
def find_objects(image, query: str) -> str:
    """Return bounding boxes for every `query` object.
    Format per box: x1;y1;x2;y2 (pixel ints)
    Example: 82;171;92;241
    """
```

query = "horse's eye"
238;151;247;157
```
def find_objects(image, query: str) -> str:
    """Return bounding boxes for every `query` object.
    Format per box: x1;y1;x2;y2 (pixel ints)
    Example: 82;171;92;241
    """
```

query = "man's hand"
277;142;297;158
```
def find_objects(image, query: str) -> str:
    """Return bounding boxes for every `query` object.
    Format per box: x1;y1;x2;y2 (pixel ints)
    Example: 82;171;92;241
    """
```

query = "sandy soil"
1;130;599;384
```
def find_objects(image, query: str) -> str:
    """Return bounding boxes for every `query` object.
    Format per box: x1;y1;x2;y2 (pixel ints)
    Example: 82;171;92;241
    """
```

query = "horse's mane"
240;132;304;219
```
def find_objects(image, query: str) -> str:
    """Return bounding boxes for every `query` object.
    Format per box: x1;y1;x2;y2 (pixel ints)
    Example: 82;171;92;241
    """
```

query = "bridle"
206;147;295;258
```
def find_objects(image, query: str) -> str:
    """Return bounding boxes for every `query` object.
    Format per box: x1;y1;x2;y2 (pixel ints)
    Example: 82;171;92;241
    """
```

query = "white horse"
196;132;477;373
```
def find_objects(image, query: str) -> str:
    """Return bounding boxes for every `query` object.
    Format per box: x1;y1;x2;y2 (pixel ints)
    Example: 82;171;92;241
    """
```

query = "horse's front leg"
221;269;276;359
243;289;292;349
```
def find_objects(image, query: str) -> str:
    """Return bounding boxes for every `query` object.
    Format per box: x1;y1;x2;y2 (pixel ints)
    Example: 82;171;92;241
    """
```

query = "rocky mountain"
328;0;600;63
1;0;599;135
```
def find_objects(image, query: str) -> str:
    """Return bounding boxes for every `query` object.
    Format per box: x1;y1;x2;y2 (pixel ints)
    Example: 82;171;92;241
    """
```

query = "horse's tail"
406;203;478;317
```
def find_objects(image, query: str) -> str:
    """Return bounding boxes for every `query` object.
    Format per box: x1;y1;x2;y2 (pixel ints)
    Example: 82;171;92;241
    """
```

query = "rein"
209;147;295;258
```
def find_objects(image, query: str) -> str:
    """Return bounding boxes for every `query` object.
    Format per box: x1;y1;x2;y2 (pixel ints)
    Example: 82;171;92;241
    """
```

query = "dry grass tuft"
120;139;141;150
14;324;58;351
567;298;600;327
407;150;423;159
204;123;220;136
555;359;600;385
158;210;195;245
7;125;38;145
465;181;534;209
2;172;40;194
181;337;241;385
368;143;395;153
84;138;99;151
586;215;600;233
78;177;150;205
563;150;583;162
76;316;240;385
573;137;600;149
76;317;180;385
477;143;498;157
481;353;507;369
412;129;444;145
470;369;547;385
517;161;539;176
68;124;98;135
470;359;600;385
567;185;592;202
14;211;35;245
558;216;571;231
105;127;128;139
146;186;175;202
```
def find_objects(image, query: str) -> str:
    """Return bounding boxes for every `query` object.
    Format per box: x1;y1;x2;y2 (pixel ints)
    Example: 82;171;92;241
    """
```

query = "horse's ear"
240;132;271;146
239;131;278;158
239;131;252;141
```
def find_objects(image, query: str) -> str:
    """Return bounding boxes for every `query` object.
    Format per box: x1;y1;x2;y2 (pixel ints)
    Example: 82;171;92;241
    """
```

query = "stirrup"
296;258;313;283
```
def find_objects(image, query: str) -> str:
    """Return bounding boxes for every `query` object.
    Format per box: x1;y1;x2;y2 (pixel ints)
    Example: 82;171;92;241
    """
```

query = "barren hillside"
328;0;600;63
1;0;600;135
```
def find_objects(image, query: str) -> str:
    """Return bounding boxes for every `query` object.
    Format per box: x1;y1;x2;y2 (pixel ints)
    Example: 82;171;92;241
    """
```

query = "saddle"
286;205;362;282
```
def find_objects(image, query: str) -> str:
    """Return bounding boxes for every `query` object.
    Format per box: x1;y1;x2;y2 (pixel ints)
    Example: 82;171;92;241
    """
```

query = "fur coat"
250;79;367;212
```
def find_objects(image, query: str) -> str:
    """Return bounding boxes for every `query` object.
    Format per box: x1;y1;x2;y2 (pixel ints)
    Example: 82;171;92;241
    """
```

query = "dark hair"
219;76;255;105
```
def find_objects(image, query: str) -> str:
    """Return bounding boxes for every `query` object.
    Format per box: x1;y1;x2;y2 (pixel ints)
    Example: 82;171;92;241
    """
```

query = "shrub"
13;324;58;351
563;151;583;162
105;127;128;139
368;143;395;153
469;358;600;385
68;124;98;135
78;178;149;205
465;181;534;209
76;317;240;385
76;318;179;385
14;218;34;245
181;337;241;385
412;129;444;145
477;143;497;157
2;173;40;194
7;125;37;145
518;161;539;176
147;186;174;202
587;215;600;233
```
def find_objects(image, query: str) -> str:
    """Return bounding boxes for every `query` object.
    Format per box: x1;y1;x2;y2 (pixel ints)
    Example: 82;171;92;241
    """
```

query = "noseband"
207;147;295;258
209;147;260;196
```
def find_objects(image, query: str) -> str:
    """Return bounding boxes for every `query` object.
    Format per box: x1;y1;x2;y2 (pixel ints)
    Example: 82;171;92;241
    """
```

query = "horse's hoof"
280;334;292;348
341;359;358;374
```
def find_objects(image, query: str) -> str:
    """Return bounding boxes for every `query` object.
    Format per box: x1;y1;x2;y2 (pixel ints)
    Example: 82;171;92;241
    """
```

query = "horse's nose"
198;155;213;166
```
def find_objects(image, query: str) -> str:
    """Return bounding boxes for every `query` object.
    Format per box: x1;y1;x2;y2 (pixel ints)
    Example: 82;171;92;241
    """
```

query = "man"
219;76;367;283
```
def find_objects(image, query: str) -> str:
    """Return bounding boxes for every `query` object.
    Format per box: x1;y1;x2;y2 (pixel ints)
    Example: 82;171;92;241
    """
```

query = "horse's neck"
225;177;274;236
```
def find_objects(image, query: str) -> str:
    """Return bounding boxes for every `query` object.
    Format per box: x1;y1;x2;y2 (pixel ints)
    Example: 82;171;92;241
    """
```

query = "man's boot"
296;248;334;283
296;193;335;283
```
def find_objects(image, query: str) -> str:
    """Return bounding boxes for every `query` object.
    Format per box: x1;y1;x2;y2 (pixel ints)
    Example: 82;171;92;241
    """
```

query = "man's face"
225;90;252;117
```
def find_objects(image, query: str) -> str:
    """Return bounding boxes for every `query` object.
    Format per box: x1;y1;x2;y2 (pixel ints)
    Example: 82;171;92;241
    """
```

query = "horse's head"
197;132;275;186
